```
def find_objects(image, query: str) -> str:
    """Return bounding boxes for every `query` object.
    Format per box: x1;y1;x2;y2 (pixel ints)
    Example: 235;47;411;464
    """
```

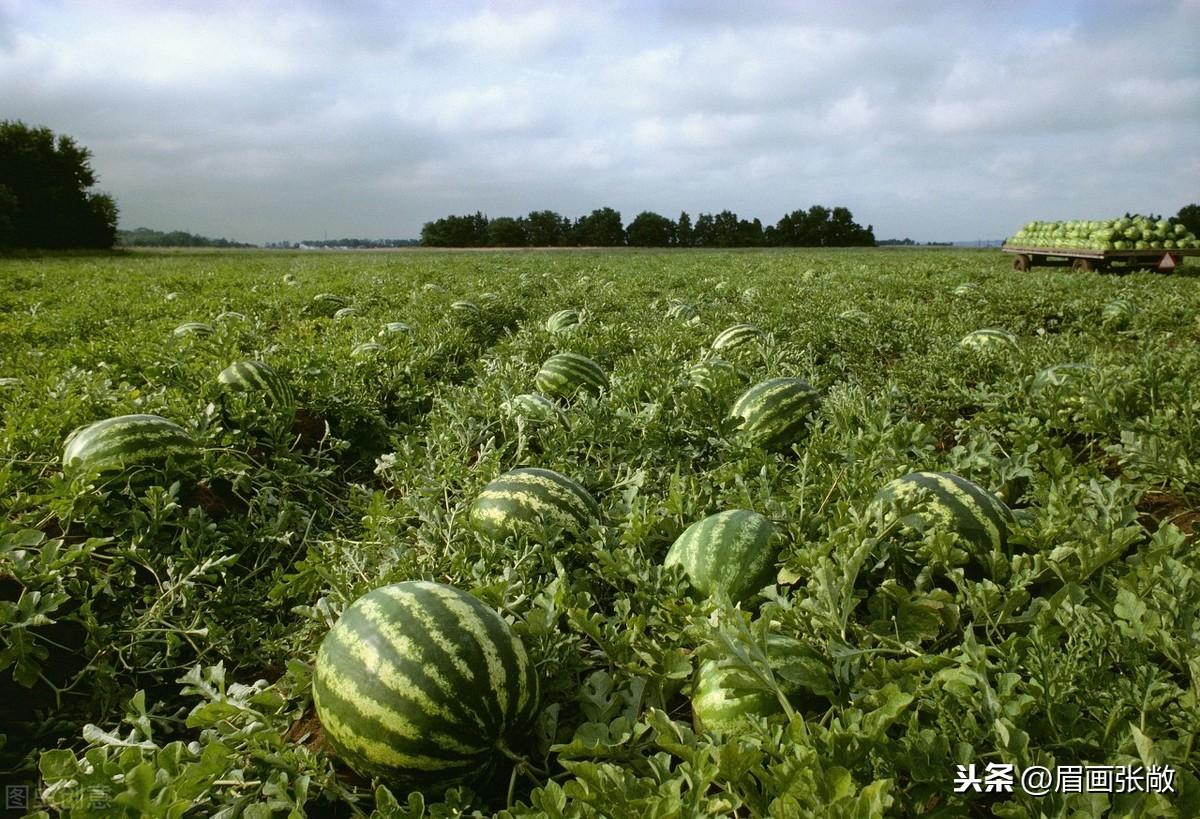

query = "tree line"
0;121;118;249
420;206;877;248
118;227;256;248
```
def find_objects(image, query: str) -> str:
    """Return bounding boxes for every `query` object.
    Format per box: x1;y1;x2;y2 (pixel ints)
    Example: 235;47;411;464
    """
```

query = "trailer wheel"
1012;254;1031;272
1071;258;1093;273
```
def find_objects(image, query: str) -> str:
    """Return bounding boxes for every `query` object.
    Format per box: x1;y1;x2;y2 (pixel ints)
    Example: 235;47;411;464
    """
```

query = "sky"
1;0;1197;244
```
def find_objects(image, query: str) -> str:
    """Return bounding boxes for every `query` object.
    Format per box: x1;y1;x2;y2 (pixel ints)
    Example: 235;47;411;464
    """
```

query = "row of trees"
420;206;877;248
118;227;255;248
0;121;119;249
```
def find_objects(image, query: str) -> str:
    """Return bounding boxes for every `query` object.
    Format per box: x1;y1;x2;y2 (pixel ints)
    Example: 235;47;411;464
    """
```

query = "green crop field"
2;248;1199;817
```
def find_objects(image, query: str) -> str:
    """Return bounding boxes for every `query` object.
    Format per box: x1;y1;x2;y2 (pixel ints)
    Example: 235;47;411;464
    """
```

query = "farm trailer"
1001;245;1200;273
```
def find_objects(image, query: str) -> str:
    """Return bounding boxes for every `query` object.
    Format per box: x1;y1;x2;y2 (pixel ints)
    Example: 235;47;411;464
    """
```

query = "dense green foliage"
0;121;118;250
1;247;1199;816
421;205;874;248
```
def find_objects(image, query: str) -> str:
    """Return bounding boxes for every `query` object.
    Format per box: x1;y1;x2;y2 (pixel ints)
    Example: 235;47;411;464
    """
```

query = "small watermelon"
470;467;599;542
686;358;738;394
333;307;359;320
173;322;214;337
666;302;699;323
352;342;384;357
312;294;350;316
378;322;413;337
501;393;562;425
959;328;1017;352
712;324;764;350
730;377;820;451
217;360;294;410
545;309;583;333
692;635;816;733
312;580;539;786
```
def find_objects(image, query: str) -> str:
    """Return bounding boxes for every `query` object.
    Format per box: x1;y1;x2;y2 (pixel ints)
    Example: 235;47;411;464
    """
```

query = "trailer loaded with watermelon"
1002;214;1200;272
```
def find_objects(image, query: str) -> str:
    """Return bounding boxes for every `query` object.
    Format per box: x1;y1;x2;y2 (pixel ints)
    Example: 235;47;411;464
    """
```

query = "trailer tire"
1071;258;1093;273
1012;254;1031;272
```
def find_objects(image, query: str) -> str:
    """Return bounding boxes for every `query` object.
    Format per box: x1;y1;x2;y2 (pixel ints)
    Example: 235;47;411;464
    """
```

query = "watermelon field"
3;247;1200;817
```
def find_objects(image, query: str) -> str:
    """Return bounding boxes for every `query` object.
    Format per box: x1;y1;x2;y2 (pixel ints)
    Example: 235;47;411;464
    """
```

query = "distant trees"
0;120;119;249
118;227;256;248
420;205;875;248
626;211;675;246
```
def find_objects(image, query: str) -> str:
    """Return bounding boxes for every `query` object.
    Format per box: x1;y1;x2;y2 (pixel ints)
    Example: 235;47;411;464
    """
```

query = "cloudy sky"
2;0;1197;243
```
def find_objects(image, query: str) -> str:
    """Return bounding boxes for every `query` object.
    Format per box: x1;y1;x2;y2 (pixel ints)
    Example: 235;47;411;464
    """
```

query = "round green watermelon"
730;377;820;451
501;393;562;425
217;360;295;411
62;414;198;474
470;467;599;541
712;324;764;351
685;358;737;394
959;328;1017;352
871;471;1014;556
692;635;811;734
534;353;607;398
312;580;539;786
545;308;583;333
665;509;781;603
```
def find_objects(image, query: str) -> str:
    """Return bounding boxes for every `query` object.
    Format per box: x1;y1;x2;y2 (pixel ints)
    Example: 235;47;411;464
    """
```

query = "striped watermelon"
712;324;764;351
741;287;760;304
959;328;1017;351
217;361;294;410
312;580;538;786
283;274;298;285
1102;299;1135;329
838;309;870;328
422;283;445;293
173;321;214;337
953;282;980;297
62;414;197;473
545;309;583;333
0;377;20;387
534;353;608;398
450;300;480;316
692;635;811;733
872;471;1013;555
470;467;599;542
352;342;384;358
333;307;359;320
378;322;413;337
215;311;247;322
666;302;699;323
501;393;562;425
665;509;781;603
685;358;737;394
731;377;820;451
312;294;349;317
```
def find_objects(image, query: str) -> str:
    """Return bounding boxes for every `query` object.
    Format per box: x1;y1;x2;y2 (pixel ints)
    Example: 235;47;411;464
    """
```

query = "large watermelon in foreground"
871;471;1014;555
62;414;198;473
665;509;781;603
731;377;820;451
312;580;539;786
470;467;599;541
